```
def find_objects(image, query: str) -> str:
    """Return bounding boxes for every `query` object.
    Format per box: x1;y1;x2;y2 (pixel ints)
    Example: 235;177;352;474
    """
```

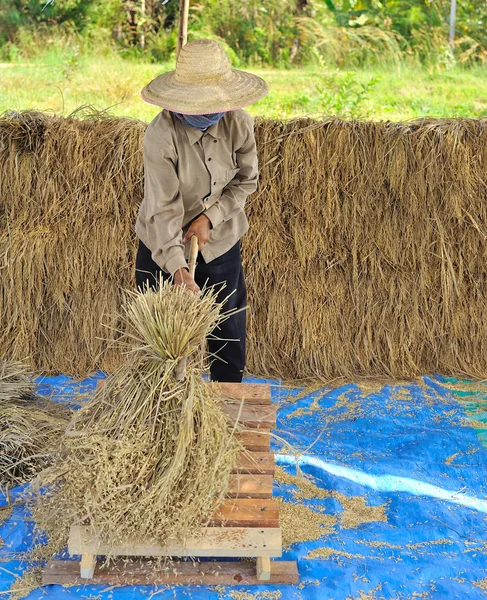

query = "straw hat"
141;39;268;115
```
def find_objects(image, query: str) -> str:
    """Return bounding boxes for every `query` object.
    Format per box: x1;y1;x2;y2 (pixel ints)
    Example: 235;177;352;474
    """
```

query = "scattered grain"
307;547;365;560
277;498;336;547
7;567;43;600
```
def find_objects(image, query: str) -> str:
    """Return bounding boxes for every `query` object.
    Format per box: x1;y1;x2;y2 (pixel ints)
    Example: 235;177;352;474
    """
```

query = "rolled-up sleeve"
142;131;187;276
204;120;258;229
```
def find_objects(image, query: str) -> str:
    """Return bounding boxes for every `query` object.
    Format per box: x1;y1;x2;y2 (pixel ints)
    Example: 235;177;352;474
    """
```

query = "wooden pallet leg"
256;556;271;581
80;553;96;579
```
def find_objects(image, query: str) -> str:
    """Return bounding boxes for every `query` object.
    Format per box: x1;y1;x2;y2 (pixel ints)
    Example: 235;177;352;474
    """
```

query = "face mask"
172;112;225;131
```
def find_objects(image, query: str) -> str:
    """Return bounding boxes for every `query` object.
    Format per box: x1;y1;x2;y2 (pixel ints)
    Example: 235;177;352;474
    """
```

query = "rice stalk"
31;281;242;553
0;361;71;487
2;110;487;381
0;361;35;403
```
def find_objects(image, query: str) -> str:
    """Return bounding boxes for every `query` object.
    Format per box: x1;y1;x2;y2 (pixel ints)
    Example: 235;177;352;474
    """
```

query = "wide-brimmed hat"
141;39;268;115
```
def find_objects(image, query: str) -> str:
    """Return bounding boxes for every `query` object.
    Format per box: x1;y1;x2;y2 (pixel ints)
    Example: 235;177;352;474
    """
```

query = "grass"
1;49;487;122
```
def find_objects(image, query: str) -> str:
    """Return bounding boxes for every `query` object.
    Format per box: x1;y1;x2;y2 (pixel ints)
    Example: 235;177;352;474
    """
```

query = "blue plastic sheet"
2;374;487;599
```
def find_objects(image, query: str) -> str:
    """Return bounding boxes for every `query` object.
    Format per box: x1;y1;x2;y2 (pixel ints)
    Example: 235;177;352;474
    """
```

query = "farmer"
135;39;268;383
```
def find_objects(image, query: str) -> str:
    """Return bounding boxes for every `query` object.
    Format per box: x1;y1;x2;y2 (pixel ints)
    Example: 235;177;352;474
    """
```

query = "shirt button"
208;157;212;161
214;140;217;143
213;182;217;185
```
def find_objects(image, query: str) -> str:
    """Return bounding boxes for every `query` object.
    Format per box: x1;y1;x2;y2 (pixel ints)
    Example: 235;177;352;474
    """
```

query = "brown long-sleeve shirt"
135;109;258;276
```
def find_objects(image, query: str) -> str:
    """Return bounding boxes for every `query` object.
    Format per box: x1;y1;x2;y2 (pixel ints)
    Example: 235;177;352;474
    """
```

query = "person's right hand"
173;268;200;294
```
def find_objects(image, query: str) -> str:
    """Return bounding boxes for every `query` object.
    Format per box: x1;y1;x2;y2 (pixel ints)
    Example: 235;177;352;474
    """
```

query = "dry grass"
2;110;487;380
248;116;487;379
0;361;71;487
31;281;241;553
0;108;145;376
0;361;34;403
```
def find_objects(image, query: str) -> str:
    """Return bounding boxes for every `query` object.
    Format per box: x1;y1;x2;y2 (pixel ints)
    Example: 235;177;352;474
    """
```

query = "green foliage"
299;0;487;68
0;0;93;42
312;52;381;117
1;0;487;68
299;14;404;68
317;72;380;118
189;0;312;67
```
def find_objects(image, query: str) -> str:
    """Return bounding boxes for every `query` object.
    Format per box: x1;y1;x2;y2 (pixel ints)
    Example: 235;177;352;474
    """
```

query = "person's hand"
173;268;200;294
183;214;211;251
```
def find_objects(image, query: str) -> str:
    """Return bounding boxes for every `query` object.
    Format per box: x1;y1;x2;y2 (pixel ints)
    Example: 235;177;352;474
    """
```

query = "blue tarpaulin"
1;374;487;599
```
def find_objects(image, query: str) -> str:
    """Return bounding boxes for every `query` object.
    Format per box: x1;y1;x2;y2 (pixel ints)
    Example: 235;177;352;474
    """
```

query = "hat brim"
141;69;268;115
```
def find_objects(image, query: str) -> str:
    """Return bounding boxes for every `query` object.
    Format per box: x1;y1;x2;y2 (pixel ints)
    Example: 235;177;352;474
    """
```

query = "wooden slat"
97;381;272;406
224;404;276;429
257;556;271;581
69;525;281;558
42;558;299;586
80;554;96;579
213;383;271;405
227;474;272;499
209;499;279;528
237;430;270;452
234;452;275;475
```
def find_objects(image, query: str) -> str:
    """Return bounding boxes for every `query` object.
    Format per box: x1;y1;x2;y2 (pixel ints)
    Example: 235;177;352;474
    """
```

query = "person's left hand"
183;214;211;251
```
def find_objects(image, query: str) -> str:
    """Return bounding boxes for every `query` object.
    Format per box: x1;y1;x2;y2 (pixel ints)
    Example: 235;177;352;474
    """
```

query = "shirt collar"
178;115;227;145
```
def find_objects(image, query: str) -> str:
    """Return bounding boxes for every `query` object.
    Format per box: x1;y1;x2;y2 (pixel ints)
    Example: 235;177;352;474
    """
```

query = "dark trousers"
135;240;246;382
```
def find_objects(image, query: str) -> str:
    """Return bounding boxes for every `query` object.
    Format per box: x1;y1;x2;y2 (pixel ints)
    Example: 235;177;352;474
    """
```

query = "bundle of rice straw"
32;281;242;553
0;361;71;487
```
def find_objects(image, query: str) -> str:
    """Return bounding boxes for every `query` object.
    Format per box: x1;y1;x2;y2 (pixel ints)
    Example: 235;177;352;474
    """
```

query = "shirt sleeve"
204;119;258;229
142;131;187;277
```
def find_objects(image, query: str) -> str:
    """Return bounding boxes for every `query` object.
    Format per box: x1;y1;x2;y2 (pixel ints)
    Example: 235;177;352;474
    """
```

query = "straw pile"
2;110;487;380
0;361;71;487
32;281;241;552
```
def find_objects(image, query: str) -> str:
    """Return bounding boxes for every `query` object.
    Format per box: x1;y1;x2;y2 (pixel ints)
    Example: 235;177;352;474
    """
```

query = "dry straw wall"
1;111;487;380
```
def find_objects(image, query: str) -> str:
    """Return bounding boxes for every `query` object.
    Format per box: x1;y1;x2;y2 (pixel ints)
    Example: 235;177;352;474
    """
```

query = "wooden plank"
234;452;275;475
80;554;96;579
257;556;271;581
68;524;95;554
227;474;272;499
69;525;282;558
224;404;276;429
237;430;270;452
209;499;279;528
213;383;271;405
96;381;272;407
42;559;299;586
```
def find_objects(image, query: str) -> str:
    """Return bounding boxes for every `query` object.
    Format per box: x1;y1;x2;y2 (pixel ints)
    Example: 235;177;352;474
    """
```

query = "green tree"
189;0;313;66
1;0;487;66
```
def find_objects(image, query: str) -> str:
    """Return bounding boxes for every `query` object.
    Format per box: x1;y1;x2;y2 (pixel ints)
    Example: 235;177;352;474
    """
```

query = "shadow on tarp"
2;374;487;599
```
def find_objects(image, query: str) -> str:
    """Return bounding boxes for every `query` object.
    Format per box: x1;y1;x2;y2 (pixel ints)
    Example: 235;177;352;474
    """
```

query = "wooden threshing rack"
42;383;298;586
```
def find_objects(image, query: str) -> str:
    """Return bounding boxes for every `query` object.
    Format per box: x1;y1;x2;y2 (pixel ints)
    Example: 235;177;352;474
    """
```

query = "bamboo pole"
449;0;457;51
175;235;199;381
140;0;146;50
177;0;190;59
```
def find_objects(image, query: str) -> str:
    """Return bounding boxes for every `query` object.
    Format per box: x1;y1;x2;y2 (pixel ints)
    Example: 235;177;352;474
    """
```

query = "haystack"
32;281;242;553
0;361;71;487
2;110;487;380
